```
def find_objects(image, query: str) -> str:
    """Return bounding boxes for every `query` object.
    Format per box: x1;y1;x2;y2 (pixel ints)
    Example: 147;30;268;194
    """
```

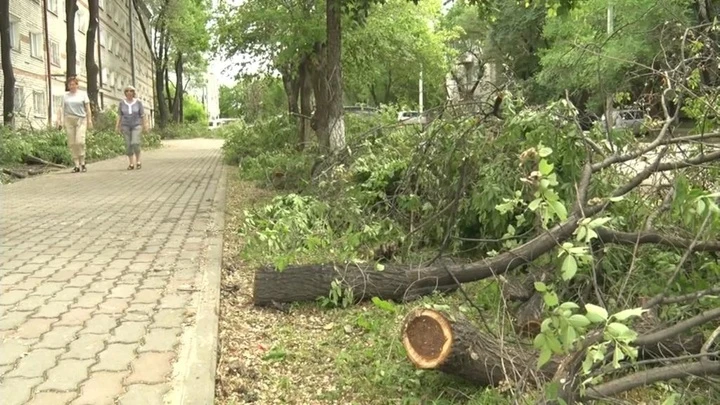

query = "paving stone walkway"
0;139;226;405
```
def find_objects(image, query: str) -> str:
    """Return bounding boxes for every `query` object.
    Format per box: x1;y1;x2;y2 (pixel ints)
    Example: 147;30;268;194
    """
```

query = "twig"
595;227;720;252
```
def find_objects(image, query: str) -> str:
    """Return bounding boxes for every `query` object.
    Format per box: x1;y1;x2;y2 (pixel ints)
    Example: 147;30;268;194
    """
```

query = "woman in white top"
56;76;93;173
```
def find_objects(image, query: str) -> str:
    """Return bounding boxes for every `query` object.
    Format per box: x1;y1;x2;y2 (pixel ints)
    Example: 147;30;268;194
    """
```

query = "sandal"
127;165;135;170
72;167;80;173
81;165;87;172
136;162;142;170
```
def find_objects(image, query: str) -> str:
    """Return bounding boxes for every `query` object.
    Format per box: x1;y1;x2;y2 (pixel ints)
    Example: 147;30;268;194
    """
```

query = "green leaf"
533;332;547;349
375;263;385;271
539;147;553;157
606;322;631;338
696;198;706;214
588;217;612;228
543;291;559;307
561;255;578;280
549;200;568;221
528;198;542;211
585;304;608;323
559;302;580;310
611;308;646;321
564;326;577;350
537;347;552;369
612;345;625;368
539;159;554;176
371;297;396;313
534;282;548;292
568;314;591;328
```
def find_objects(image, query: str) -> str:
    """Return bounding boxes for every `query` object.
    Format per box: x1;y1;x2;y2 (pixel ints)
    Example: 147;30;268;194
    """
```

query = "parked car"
600;109;646;135
397;111;427;125
208;118;240;130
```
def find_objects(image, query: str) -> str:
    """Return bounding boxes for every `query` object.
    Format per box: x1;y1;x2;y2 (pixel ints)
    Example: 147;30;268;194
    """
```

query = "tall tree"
86;0;100;115
66;0;79;84
0;0;15;126
325;0;345;152
132;0;171;127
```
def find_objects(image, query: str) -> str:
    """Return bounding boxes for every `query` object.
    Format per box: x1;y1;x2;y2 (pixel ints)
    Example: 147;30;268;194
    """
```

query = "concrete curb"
170;163;227;405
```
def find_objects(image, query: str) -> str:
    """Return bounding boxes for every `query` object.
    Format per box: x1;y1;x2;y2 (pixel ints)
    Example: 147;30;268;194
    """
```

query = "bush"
0;126;162;166
221;116;295;165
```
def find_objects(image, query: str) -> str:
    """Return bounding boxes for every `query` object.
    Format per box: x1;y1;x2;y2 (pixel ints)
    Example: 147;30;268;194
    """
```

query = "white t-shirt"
63;91;90;118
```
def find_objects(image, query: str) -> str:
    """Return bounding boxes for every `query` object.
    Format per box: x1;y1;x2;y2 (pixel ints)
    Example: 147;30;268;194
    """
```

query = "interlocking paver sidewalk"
0;139;226;405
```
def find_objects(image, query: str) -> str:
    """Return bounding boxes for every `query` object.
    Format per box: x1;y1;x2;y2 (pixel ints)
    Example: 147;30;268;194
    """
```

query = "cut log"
25;155;66;168
514;292;545;337
253;216;582;306
2;168;27;178
401;308;558;386
401;309;709;391
253;263;459;306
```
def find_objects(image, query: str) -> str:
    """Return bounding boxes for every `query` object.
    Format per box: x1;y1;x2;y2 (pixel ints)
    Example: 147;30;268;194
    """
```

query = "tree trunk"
154;63;170;128
326;0;346;153
310;42;330;149
402;308;557;386
280;65;300;118
66;0;79;85
86;0;100;118
173;52;183;123
0;0;15;126
298;57;314;151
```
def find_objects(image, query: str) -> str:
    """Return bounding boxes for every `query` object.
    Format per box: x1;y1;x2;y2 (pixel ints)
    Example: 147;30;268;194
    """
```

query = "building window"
9;16;20;51
100;31;106;47
102;68;109;85
99;0;105;9
14;87;24;113
33;91;47;117
48;0;58;14
51;41;61;66
30;33;43;59
76;9;89;33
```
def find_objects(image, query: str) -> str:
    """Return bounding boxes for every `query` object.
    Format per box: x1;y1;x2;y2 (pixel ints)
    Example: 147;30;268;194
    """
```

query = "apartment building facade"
2;0;155;129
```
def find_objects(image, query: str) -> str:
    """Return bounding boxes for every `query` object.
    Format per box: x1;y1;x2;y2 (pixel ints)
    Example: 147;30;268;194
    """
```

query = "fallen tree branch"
25;155;66;169
658;286;720;305
596;228;720;252
634;307;720;348
581;360;720;401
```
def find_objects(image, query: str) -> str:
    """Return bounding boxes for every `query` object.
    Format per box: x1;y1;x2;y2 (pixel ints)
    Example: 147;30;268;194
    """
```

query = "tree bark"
0;0;15;126
325;0;345;152
310;42;330;149
66;0;79;85
298;56;313;151
173;52;183;123
253;263;459;306
86;0;100;118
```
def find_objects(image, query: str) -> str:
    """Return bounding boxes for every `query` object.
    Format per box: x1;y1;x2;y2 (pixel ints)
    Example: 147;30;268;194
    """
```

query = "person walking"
56;76;93;173
116;86;147;170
